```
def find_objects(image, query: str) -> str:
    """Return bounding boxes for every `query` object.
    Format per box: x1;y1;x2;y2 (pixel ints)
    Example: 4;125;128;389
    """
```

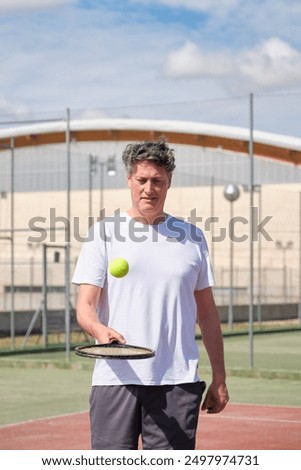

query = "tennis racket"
75;343;155;359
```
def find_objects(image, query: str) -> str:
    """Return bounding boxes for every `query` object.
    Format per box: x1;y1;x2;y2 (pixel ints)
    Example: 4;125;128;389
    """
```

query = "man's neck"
127;208;167;225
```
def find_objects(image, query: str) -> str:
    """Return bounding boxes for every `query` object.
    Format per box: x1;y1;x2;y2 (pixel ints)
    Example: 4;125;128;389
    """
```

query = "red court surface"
0;403;300;450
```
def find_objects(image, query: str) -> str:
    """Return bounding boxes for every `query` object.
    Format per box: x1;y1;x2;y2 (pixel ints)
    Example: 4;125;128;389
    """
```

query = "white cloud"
164;38;301;91
130;0;239;13
0;0;74;13
239;38;301;88
164;41;233;78
0;0;300;136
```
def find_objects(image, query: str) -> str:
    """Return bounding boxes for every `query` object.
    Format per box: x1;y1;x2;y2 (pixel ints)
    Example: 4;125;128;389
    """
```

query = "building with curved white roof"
0;118;300;321
0;118;300;193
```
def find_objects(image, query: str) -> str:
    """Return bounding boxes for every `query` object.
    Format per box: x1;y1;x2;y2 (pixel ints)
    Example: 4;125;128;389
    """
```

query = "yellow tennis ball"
109;258;129;278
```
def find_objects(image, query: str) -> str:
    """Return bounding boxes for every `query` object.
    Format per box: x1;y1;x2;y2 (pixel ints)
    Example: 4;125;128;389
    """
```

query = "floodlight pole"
10;137;15;350
257;185;262;325
100;155;116;213
89;154;116;218
42;244;48;348
0;139;15;350
223;184;240;331
89;154;97;221
299;192;301;324
65;108;71;361
275;240;293;302
249;93;254;369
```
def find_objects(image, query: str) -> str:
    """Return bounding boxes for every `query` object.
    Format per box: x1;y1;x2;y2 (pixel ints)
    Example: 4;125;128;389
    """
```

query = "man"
72;140;229;450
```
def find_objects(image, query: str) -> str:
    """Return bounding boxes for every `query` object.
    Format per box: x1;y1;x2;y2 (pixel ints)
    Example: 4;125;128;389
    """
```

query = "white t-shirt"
72;211;214;386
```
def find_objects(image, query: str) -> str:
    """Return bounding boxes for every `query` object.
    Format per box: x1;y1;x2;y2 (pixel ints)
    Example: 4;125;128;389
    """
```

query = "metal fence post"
65;108;71;361
249;93;254;369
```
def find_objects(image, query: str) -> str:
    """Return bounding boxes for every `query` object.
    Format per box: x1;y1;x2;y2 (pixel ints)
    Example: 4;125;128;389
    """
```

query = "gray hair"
122;141;176;175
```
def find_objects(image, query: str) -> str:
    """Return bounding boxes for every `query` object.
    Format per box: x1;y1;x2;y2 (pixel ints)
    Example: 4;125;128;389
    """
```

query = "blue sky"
1;0;301;135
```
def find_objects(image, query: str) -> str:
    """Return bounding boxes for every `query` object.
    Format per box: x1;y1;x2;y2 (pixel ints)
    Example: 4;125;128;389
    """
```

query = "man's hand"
96;325;126;345
201;382;229;414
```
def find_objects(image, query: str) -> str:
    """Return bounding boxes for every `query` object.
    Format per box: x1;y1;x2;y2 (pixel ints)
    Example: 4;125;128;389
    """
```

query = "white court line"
229;401;301;410
1;404;301;429
209;415;301;425
0;410;88;430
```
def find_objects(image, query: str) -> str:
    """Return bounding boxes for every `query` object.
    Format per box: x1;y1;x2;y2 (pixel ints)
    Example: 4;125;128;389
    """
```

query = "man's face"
127;160;172;223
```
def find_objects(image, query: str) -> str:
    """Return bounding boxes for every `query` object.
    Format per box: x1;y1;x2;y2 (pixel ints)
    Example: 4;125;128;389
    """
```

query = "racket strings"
75;344;155;359
81;345;151;357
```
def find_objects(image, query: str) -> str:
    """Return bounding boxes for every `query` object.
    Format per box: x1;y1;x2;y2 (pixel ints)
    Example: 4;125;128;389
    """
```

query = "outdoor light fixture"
275;240;294;303
223;183;240;331
88;153;117;218
224;183;240;203
106;155;117;176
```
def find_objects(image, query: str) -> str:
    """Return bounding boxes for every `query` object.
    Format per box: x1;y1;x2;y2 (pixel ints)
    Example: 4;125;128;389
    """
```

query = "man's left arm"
195;287;229;414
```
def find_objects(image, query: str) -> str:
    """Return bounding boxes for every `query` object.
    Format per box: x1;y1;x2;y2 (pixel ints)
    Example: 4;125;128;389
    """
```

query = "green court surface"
199;329;301;373
0;331;300;426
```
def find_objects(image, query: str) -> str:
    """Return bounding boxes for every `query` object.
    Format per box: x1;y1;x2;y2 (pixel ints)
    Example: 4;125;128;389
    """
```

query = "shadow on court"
0;403;300;450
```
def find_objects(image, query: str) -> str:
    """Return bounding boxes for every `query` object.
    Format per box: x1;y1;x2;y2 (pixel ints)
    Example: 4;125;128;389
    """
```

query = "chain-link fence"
0;92;300;353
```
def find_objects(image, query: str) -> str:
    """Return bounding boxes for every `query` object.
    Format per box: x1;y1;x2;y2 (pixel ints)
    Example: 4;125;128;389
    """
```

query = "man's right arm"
76;284;126;344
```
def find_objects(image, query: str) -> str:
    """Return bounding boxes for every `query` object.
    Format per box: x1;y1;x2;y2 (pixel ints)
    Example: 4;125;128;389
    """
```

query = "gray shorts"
89;381;206;450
